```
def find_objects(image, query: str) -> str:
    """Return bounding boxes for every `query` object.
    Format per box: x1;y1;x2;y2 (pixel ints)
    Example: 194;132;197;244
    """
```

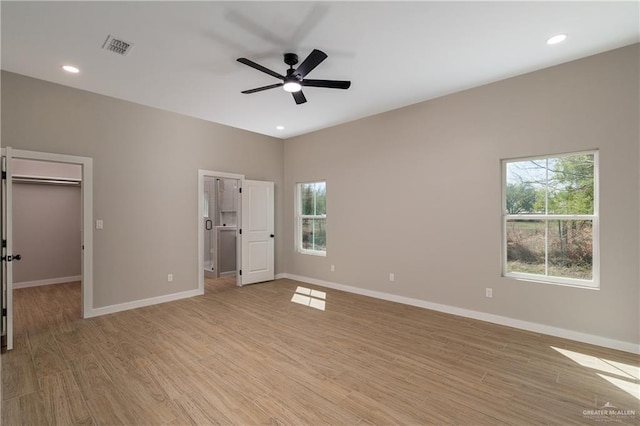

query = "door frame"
2;148;93;323
198;170;244;292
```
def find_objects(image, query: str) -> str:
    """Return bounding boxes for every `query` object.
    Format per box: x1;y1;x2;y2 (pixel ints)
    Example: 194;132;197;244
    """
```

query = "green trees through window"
503;152;598;285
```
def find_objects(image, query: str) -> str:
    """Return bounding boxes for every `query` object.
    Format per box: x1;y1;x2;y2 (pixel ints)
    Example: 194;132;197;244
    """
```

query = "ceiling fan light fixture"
283;81;302;93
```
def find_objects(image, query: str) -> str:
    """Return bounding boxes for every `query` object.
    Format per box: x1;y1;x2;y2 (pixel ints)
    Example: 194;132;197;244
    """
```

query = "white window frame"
296;181;327;256
501;150;599;289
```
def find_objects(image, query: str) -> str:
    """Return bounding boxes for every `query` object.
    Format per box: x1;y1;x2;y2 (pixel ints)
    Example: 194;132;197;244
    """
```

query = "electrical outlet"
168;274;173;282
486;288;493;298
389;273;395;282
95;219;103;230
330;264;335;272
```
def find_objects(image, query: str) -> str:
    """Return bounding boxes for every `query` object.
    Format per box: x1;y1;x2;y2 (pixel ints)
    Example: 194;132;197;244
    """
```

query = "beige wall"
1;71;284;308
13;183;81;283
284;44;640;345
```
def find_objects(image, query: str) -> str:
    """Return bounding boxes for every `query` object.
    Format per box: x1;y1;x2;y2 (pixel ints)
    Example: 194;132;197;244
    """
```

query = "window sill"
503;272;599;290
298;250;327;257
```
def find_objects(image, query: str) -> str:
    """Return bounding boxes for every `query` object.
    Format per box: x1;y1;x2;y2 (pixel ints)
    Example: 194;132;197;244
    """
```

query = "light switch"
96;219;103;230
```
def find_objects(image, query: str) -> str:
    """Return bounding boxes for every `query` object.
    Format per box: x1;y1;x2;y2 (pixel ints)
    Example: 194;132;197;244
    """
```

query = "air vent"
102;35;133;56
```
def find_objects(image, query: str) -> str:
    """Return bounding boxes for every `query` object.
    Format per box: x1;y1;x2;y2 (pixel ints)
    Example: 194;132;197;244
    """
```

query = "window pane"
548;220;593;279
505;160;546;214
300;182;326;215
506;220;545;274
301;184;315;215
313;182;326;215
506;154;595;216
547;154;594;215
302;218;326;252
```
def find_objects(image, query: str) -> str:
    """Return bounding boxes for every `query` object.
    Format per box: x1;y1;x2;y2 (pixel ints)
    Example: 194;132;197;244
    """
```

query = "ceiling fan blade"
302;79;351;90
237;58;285;80
241;83;283;94
293;49;327;79
292;91;307;105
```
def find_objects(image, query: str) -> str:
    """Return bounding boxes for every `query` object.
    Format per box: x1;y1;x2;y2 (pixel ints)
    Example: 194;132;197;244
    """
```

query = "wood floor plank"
67;353;138;426
40;370;93;425
170;392;236;425
1;353;38;401
1;393;47;426
91;349;177;425
29;329;69;379
54;329;95;361
3;278;639;425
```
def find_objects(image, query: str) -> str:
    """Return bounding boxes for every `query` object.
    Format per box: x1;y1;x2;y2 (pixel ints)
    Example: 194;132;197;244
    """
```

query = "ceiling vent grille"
102;35;133;56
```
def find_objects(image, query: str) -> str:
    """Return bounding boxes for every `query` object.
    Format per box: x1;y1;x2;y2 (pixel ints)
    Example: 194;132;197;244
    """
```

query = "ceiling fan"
237;49;351;105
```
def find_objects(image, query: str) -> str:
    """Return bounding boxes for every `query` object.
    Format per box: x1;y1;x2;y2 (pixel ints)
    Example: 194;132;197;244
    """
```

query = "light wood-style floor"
2;278;639;425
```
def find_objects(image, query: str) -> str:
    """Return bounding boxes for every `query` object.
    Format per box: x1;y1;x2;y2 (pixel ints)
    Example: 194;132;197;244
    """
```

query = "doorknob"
13;254;21;261
270;234;274;238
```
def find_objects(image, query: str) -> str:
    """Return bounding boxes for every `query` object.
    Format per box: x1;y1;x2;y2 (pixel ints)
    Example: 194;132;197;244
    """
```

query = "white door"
1;147;14;350
240;180;274;285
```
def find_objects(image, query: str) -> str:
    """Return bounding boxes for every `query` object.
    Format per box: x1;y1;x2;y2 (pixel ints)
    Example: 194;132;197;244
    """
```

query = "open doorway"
11;159;82;335
2;148;93;351
197;170;276;295
198;170;244;294
203;176;239;280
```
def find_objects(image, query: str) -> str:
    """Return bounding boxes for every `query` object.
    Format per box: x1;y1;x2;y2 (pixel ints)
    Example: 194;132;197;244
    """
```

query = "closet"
12;159;82;288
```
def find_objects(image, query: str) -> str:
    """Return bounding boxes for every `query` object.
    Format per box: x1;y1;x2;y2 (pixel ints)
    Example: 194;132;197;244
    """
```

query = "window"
296;181;326;255
502;151;598;288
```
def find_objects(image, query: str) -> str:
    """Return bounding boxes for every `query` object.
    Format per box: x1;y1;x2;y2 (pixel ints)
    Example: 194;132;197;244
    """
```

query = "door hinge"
239;187;242;193
239;229;242;235
2;308;6;316
2;239;6;248
239;270;242;276
1;171;6;180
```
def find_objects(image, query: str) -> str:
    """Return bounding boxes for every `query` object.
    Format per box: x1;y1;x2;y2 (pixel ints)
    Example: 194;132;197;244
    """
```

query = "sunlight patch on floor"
551;347;639;380
291;286;326;311
597;374;640;400
552;346;640;401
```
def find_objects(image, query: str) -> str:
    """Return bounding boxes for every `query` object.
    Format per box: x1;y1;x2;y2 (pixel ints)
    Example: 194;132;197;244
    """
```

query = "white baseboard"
84;272;286;319
280;273;640;355
14;275;82;289
85;288;204;318
275;273;287;280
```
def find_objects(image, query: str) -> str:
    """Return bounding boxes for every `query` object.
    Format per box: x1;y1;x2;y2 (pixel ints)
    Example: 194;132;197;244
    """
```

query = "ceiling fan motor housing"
284;53;299;67
286;68;300;80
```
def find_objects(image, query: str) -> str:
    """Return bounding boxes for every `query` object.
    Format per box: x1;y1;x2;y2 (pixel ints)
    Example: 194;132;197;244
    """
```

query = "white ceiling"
2;1;638;139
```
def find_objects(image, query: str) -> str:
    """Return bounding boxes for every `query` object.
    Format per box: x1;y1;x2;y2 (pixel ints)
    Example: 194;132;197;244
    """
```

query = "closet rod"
12;175;81;186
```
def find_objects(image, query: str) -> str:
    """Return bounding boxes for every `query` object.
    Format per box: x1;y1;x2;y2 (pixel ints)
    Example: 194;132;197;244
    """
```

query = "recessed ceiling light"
61;65;80;74
546;34;567;45
276;125;285;130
